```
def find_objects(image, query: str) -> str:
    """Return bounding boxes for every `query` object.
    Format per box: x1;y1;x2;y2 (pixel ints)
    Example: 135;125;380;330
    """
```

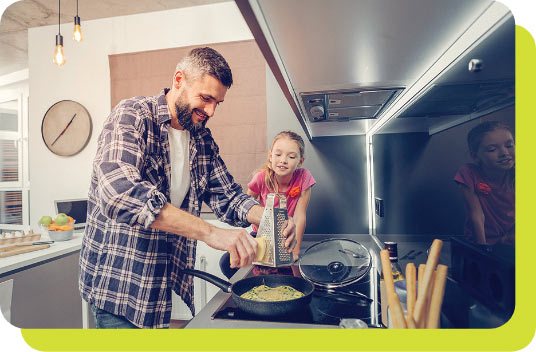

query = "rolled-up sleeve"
94;104;167;229
204;152;258;227
454;164;475;190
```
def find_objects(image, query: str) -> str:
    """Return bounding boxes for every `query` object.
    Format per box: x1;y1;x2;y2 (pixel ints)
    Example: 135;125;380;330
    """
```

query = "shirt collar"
157;88;172;125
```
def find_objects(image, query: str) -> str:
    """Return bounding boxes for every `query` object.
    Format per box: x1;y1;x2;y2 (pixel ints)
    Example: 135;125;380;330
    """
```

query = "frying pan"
182;268;314;317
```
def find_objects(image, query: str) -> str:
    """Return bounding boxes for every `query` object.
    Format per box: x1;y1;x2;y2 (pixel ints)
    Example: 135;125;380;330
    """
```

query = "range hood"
235;0;511;139
301;88;403;123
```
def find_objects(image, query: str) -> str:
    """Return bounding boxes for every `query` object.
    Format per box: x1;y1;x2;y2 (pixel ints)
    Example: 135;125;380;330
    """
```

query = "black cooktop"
211;267;382;327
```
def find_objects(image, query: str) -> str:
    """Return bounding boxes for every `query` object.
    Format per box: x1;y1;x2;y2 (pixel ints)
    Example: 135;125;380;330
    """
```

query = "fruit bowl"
47;229;74;242
38;213;75;242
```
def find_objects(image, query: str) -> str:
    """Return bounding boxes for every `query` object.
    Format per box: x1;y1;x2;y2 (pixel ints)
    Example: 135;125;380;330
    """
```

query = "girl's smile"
270;138;304;179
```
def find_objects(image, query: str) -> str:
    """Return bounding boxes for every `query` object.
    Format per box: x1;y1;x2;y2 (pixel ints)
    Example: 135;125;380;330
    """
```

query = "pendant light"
72;0;83;42
53;0;66;66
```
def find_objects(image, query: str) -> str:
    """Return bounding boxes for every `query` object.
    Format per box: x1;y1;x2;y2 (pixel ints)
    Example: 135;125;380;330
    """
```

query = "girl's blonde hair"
257;131;305;193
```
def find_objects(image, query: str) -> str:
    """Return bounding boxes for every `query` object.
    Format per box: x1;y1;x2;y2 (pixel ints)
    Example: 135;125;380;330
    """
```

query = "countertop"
0;232;83;278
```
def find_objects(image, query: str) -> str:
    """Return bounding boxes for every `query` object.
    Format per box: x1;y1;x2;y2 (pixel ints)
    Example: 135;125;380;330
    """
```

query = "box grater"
254;193;293;267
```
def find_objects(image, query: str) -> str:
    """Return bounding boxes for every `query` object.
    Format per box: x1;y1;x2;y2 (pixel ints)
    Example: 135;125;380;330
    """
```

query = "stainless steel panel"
328;90;395;107
327;106;381;120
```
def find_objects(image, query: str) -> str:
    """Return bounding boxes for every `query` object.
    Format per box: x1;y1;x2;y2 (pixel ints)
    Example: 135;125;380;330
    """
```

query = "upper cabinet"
235;0;513;139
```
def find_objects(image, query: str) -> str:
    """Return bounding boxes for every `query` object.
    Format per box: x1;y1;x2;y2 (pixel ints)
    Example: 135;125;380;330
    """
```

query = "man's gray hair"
175;47;233;88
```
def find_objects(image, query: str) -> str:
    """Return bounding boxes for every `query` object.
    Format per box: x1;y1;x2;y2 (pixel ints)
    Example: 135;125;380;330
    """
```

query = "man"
79;47;296;329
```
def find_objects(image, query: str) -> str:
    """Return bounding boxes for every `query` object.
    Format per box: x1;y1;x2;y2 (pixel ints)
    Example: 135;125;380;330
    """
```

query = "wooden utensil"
413;239;443;327
417;264;426;328
405;263;417;327
380;249;407;328
426;264;448;328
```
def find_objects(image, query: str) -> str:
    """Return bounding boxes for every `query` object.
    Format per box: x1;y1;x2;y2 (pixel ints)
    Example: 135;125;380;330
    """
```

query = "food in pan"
240;284;305;301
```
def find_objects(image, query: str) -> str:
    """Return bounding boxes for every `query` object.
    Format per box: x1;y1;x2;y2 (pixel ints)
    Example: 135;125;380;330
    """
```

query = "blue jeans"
90;303;138;329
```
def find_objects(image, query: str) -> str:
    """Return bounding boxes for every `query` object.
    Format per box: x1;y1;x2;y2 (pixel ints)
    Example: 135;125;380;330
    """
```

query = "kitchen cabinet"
0;233;84;328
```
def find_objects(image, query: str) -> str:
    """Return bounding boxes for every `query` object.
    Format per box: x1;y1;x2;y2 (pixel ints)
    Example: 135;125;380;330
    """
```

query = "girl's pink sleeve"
454;164;475;190
247;171;264;194
300;168;316;191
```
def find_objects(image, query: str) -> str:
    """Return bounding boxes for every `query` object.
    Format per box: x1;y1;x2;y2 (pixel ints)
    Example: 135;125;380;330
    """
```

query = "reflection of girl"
454;121;515;245
219;131;315;278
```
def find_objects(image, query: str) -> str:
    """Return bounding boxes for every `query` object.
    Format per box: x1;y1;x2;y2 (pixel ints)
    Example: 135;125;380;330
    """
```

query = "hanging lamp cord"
58;0;61;34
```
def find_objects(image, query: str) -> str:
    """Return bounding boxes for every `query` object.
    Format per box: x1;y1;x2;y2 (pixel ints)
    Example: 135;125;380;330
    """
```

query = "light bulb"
73;25;83;42
73;16;83;42
54;45;66;65
53;34;66;66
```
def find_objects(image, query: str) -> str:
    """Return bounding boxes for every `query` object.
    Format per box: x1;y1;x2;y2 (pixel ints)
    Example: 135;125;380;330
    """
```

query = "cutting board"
0;243;51;258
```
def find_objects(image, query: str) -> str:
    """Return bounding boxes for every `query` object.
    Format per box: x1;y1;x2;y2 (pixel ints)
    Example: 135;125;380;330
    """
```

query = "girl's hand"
500;233;515;246
281;217;297;253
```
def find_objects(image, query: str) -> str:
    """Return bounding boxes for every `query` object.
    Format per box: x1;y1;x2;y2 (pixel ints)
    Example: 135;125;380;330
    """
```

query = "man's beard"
175;100;209;132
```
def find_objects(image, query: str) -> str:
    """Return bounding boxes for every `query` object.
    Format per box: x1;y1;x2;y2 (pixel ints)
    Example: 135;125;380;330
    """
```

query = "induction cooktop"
211;266;382;327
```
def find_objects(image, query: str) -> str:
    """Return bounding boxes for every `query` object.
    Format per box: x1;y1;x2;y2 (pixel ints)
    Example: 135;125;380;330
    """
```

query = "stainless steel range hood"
235;0;511;139
302;88;403;123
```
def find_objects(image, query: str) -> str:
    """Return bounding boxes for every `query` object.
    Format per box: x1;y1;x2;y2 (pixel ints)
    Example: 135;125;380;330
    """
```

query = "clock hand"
50;113;77;146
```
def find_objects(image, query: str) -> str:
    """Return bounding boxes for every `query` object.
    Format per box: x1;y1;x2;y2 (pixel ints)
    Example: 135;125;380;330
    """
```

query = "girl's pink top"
248;168;316;232
454;163;515;244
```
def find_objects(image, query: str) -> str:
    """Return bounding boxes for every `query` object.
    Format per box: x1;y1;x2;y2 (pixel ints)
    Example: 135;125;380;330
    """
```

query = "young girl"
454;121;515;245
219;131;316;278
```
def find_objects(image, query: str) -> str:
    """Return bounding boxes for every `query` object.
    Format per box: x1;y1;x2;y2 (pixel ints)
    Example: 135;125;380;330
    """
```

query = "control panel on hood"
301;88;403;123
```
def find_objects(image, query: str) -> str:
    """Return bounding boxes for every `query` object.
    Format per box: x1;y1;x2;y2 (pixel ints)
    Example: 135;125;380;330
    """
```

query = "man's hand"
204;227;258;268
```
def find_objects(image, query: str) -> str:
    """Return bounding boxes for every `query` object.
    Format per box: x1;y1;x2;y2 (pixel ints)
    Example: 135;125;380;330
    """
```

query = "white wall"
27;2;253;225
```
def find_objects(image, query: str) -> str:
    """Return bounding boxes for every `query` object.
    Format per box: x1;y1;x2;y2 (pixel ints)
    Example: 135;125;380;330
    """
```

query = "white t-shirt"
167;127;190;208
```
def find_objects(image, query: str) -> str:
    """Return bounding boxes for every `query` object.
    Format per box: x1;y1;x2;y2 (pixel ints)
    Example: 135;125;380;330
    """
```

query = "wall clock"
41;100;92;156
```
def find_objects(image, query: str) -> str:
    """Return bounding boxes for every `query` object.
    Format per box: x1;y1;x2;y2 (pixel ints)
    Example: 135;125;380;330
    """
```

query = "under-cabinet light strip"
366;134;375;235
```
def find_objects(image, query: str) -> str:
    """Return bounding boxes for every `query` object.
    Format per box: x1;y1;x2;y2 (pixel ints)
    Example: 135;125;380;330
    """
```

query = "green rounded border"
16;24;536;352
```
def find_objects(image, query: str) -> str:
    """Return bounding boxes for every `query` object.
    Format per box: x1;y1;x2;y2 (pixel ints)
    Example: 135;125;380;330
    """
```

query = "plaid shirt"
79;89;258;328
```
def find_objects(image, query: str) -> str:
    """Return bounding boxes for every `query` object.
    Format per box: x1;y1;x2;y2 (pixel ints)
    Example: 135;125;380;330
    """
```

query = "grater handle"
276;193;287;209
267;193;287;209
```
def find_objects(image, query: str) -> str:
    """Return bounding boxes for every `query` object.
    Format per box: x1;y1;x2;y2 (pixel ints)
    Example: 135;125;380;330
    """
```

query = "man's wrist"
246;204;263;227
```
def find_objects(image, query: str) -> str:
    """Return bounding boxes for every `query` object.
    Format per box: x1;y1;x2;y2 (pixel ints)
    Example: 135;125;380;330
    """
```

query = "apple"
54;213;69;226
38;215;53;227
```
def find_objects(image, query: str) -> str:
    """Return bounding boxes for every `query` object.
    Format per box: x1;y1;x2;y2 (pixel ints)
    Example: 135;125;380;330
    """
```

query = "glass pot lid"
298;238;372;288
